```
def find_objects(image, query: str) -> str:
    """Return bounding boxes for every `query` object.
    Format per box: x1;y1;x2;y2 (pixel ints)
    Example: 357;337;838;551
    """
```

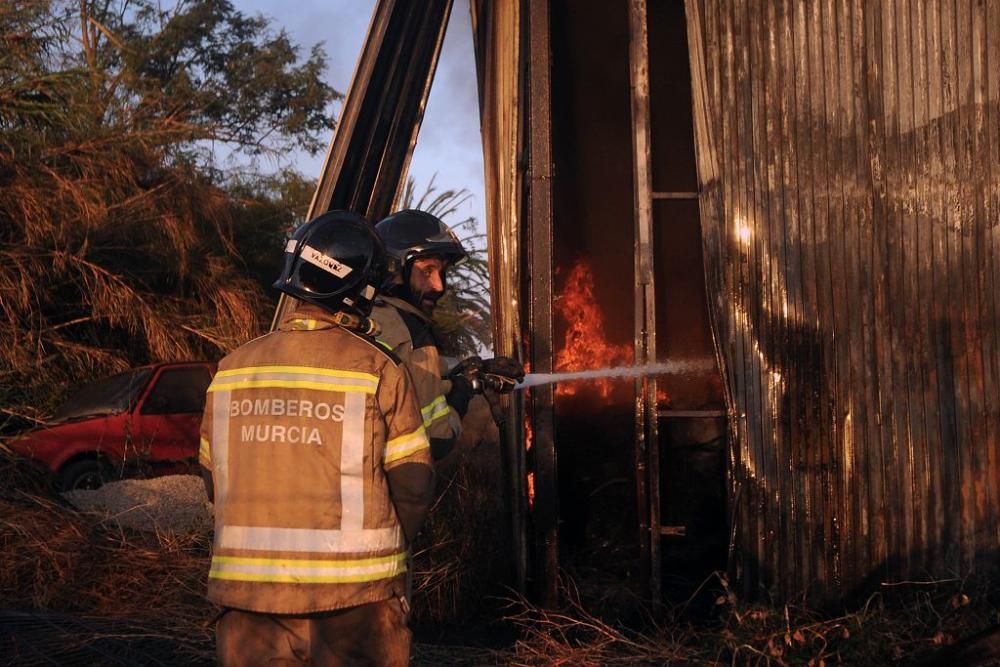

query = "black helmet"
374;209;467;278
273;210;386;317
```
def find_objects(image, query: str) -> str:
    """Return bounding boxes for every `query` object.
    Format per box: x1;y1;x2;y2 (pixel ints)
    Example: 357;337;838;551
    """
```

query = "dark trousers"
216;598;411;666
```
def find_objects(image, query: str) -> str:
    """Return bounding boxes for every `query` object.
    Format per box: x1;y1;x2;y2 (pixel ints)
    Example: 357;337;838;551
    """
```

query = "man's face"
408;257;447;314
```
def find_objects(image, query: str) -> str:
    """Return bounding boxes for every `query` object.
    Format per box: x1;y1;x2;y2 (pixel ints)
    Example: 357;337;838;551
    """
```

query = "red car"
8;362;216;491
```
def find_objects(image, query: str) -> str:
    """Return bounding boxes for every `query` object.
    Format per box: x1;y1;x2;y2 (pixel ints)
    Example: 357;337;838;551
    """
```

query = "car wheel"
57;459;111;492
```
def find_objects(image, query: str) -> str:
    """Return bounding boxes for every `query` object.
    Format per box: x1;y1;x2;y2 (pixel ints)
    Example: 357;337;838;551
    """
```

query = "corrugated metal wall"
472;0;522;360
686;0;1000;598
472;0;534;594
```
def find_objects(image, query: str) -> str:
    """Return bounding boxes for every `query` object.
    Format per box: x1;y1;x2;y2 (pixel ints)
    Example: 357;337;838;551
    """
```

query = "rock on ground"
63;475;213;534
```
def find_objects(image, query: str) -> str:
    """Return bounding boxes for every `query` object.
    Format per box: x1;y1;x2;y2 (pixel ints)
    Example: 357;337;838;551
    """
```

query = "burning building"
474;0;730;603
279;0;1000;604
474;0;1000;604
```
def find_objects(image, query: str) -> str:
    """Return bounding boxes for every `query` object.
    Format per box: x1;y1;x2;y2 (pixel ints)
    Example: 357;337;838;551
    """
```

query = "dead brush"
702;572;1000;665
410;432;509;624
487;570;1000;666
0;449;215;652
497;581;691;666
0;50;272;438
0;442;57;501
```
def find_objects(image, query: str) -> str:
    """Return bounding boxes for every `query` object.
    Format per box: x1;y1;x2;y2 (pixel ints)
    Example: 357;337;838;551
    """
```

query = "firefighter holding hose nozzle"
372;209;525;460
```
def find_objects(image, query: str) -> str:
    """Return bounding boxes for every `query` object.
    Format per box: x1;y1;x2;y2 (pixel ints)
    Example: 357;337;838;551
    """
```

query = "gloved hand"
479;356;525;394
447;356;524;426
450;355;525;394
449;356;484;382
445;356;483;418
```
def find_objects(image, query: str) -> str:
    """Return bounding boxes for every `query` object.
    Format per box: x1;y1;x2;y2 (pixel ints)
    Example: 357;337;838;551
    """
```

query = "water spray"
515;360;716;390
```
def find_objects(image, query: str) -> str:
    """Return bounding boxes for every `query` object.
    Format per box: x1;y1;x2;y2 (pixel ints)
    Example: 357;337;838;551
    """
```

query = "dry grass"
483;571;1000;666
500;592;690;666
1;442;997;665
0;448;215;661
694;572;999;665
411;412;509;625
0;145;268;422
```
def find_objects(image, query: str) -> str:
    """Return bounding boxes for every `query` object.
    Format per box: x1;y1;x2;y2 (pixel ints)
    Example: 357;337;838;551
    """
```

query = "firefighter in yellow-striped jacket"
199;211;433;666
372;210;525;462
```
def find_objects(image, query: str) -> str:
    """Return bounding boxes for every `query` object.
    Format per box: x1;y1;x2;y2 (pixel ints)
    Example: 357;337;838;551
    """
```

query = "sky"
233;0;487;229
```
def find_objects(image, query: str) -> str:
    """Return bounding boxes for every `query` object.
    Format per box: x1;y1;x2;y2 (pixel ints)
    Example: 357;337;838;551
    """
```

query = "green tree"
0;0;337;428
21;0;339;156
399;177;492;358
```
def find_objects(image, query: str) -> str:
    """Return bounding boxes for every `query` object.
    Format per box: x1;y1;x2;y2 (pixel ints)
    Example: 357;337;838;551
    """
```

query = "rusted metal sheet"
627;0;659;600
686;0;1000;599
477;0;644;604
470;0;529;594
473;0;560;604
271;0;452;328
316;0;452;220
524;0;560;607
474;0;560;605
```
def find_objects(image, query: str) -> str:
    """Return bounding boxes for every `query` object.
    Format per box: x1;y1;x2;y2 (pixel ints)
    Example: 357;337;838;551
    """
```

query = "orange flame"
523;370;535;505
524;415;533;453
657;386;672;407
554;260;633;398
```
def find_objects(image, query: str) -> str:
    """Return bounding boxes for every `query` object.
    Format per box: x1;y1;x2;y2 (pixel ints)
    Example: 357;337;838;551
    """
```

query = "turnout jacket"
371;295;460;448
199;304;433;614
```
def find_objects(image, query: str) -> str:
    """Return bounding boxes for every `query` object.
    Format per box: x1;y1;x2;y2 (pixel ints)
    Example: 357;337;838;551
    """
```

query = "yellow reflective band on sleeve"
209;552;408;584
383;426;430;464
209;366;379;394
420;395;451;428
376;339;394;351
199;437;211;464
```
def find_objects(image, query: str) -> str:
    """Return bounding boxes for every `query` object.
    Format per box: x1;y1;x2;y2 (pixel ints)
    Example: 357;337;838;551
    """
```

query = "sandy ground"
63;475;213;534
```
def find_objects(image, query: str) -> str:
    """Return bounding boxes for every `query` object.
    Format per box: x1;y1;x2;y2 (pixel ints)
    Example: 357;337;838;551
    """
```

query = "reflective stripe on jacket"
371;296;460;442
199;303;432;614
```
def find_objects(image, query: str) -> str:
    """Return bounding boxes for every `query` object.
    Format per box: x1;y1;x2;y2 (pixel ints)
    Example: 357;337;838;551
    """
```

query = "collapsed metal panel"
686;0;1000;599
272;0;452;327
308;0;452;219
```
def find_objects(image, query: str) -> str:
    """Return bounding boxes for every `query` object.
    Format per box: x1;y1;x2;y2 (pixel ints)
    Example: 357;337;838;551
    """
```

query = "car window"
140;367;213;415
51;368;153;422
